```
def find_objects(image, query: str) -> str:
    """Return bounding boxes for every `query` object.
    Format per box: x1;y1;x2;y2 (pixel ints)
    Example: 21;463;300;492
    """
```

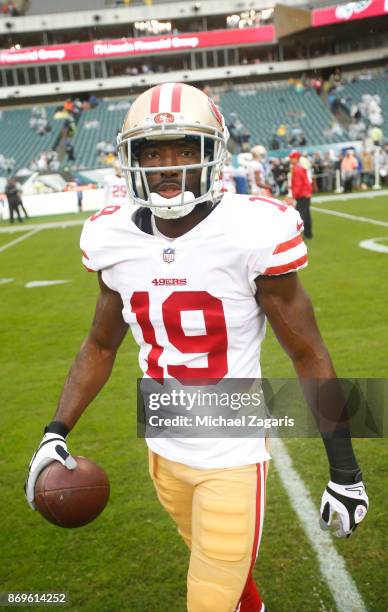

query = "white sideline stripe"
313;190;388;203
0;229;41;252
0;219;85;234
312;206;388;228
270;438;367;612
25;280;71;288
313;189;388;202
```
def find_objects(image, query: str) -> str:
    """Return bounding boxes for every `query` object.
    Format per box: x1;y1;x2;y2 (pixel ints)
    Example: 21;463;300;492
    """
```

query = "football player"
246;145;267;196
102;160;130;206
26;83;368;612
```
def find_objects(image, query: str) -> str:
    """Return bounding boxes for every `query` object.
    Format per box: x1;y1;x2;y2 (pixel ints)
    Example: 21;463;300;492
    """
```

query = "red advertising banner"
312;0;388;27
0;26;275;67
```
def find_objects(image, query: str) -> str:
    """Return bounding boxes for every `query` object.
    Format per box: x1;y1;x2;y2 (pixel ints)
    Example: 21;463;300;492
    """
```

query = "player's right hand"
25;433;77;510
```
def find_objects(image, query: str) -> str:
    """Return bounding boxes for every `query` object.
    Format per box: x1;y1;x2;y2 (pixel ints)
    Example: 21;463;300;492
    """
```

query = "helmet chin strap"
150;191;196;220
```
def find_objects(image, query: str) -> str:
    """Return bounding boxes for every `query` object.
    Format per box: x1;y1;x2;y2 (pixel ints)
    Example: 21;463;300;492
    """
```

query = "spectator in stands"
97;140;109;154
310;76;323;95
64;99;74;114
72;98;83;118
1;1;20;16
88;95;99;109
64;138;75;163
348;118;366;141
64;118;76;138
324;120;344;140
341;149;358;193
37;152;48;171
46;150;60;171
5;177;28;223
29;158;38;172
276;124;287;147
4;157;15;173
369;125;383;146
289;150;313;239
37;118;49;136
329;68;343;89
84;119;100;129
270;134;280;150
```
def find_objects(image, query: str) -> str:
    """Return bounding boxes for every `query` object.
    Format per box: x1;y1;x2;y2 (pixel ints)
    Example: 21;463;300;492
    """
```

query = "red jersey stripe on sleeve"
150;85;162;113
83;264;95;273
272;234;303;255
264;253;308;276
171;83;183;112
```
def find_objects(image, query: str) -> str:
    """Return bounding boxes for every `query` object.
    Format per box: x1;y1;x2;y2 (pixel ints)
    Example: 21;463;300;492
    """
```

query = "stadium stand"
1;77;385;174
0;105;65;175
71;99;131;168
219;84;344;149
70;84;346;168
338;76;388;139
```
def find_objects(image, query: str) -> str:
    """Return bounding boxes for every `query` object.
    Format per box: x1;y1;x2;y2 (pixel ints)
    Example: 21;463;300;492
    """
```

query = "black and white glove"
25;425;77;510
320;480;369;538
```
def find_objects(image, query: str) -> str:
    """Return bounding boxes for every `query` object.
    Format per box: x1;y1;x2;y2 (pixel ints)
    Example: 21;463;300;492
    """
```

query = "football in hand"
34;456;110;528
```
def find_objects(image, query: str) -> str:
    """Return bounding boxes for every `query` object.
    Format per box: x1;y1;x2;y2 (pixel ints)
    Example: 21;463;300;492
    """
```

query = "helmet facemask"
117;121;227;219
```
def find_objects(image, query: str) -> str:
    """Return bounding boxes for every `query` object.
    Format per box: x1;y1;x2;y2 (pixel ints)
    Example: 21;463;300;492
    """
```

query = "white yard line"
270;438;367;612
313;190;388;203
312;206;388;228
0;219;85;234
0;228;41;253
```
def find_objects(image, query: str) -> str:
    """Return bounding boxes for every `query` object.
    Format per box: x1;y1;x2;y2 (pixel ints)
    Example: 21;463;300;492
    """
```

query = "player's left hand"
319;480;369;538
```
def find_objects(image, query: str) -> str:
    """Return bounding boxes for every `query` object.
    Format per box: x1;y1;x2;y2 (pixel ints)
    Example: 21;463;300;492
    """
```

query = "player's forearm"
53;335;118;431
292;344;336;379
293;348;361;481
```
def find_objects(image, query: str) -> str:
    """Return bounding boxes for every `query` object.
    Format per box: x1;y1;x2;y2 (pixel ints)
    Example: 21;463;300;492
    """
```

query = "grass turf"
1;195;387;611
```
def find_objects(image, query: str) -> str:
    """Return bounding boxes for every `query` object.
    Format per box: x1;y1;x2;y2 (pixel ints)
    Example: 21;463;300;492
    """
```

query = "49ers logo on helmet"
154;112;175;124
208;99;223;127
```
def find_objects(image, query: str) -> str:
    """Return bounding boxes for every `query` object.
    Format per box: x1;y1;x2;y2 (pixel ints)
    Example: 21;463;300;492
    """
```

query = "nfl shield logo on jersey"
163;247;175;263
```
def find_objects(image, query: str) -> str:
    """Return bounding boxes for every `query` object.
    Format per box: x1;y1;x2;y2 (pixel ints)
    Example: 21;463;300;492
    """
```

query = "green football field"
0;194;387;611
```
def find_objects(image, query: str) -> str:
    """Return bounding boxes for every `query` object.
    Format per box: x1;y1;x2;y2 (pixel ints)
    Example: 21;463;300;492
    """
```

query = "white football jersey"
221;165;236;193
103;173;129;206
247;160;264;193
80;193;307;469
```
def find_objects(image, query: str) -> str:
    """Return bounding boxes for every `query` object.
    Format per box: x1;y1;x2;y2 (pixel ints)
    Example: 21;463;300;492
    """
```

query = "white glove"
25;432;77;510
320;480;369;538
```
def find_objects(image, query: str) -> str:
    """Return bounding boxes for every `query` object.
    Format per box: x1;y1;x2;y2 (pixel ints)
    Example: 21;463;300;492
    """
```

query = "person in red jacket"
289;150;313;239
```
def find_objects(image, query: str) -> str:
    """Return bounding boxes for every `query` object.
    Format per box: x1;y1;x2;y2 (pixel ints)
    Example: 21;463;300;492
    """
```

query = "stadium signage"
312;0;388;27
0;26;275;66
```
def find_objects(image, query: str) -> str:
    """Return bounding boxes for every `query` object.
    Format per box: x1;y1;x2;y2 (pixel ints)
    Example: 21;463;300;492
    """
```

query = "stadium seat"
0;105;65;176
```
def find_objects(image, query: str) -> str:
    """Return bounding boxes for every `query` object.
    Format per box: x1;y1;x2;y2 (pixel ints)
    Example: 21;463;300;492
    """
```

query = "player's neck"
153;202;214;239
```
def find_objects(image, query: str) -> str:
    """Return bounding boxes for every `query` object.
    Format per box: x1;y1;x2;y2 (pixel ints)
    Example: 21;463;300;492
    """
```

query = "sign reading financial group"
0;25;275;67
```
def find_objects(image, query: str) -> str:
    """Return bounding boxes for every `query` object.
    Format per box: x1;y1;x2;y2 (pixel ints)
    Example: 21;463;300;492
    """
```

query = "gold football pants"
149;450;267;612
